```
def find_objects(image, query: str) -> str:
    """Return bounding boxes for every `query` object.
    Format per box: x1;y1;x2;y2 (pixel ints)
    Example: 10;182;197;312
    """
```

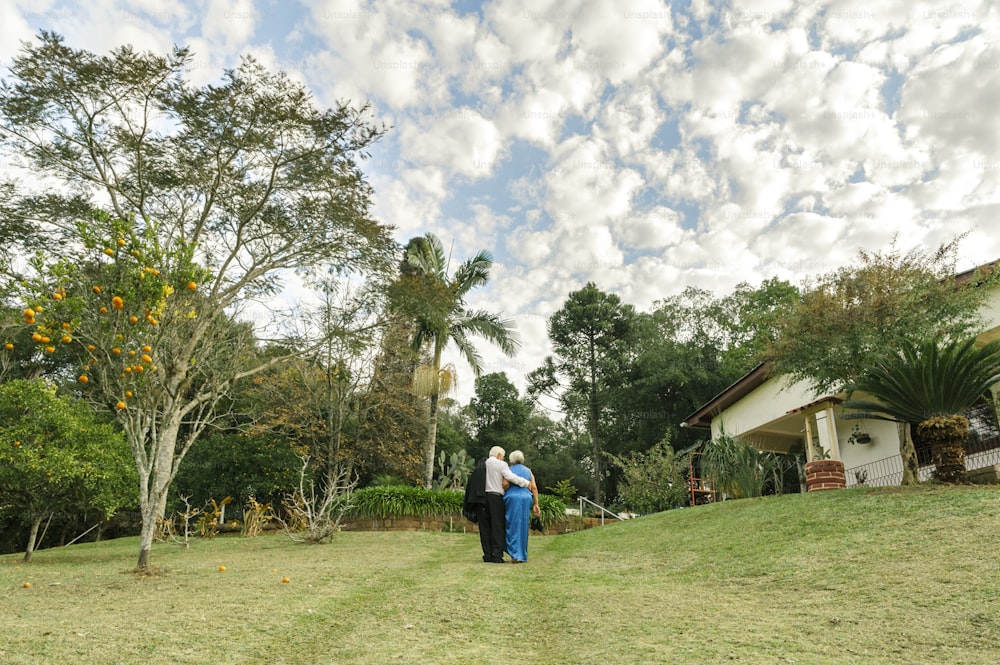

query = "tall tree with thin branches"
0;33;396;571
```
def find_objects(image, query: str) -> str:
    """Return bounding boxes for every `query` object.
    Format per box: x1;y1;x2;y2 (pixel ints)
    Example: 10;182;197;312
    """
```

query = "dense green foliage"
0;379;135;558
701;429;796;499
608;436;688;513
347;485;565;525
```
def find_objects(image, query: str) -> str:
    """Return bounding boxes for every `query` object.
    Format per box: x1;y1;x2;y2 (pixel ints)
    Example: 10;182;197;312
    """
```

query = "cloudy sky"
2;0;999;405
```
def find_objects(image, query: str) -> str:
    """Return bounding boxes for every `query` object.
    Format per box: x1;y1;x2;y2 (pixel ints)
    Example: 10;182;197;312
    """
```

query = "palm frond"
843;338;1000;424
455;309;520;356
452;250;493;298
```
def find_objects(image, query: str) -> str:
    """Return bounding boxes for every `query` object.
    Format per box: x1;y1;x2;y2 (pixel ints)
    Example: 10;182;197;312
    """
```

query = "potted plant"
847;423;871;445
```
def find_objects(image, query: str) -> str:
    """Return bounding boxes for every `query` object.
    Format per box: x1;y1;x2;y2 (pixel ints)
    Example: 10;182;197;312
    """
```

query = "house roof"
681;257;1000;430
682;363;770;429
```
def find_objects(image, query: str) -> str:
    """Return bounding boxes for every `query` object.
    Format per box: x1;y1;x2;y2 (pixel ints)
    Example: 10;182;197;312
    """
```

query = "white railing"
577;496;624;524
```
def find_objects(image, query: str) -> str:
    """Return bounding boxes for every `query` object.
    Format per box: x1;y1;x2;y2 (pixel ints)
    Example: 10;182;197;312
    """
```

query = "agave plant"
843;338;1000;483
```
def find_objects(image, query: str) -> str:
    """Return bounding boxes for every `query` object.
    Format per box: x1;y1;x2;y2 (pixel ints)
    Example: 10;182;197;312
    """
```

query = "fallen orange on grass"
218;565;226;572
282;577;290;584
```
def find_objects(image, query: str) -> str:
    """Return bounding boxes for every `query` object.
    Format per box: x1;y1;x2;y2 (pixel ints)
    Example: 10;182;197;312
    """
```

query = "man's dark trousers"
482;492;506;563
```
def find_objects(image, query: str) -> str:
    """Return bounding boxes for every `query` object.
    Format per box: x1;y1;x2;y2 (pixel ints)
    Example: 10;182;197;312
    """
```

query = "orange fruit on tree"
61;322;71;329
99;307;108;315
40;336;50;344
124;391;133;398
116;237;126;246
115;401;126;410
79;375;88;383
111;297;124;310
45;346;55;354
92;285;102;294
142;345;152;353
128;350;136;357
141;354;152;364
129;315;139;324
112;347;121;355
32;333;42;342
87;344;96;351
23;308;35;319
52;292;62;300
187;281;197;291
103;248;114;256
61;335;72;344
4;343;12;350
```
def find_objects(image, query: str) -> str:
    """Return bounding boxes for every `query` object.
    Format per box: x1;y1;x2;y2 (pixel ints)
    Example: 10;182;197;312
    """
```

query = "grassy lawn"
3;485;1000;664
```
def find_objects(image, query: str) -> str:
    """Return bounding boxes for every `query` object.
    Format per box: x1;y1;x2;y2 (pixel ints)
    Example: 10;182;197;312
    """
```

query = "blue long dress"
503;463;533;562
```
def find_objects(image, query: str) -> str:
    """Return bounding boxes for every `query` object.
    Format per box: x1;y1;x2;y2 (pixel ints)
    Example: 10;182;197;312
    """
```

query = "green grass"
3;485;1000;664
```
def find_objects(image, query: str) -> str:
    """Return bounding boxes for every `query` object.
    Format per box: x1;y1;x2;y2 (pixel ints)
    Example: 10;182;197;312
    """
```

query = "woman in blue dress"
503;450;540;563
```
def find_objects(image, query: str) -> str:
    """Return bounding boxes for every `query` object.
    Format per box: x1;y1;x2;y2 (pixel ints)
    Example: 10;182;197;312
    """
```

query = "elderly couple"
463;446;540;563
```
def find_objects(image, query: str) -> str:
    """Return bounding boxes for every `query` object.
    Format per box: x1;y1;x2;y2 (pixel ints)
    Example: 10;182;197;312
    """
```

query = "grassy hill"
3;485;999;664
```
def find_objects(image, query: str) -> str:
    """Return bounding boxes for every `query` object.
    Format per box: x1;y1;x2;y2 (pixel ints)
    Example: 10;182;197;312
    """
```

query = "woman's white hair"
508;450;525;465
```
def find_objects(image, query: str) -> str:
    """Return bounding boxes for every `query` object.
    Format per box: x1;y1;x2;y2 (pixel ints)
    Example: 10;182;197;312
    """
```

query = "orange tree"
0;379;134;561
0;33;396;571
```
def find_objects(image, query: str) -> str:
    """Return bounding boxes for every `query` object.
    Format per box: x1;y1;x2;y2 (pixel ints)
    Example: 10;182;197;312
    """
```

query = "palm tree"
842;338;1000;484
399;233;519;488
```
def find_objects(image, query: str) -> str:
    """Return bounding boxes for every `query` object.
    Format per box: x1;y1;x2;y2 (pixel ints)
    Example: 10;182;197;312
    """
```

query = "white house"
683;261;1000;488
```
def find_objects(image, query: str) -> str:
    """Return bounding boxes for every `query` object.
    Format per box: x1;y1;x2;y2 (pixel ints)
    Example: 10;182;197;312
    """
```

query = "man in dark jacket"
463;457;490;561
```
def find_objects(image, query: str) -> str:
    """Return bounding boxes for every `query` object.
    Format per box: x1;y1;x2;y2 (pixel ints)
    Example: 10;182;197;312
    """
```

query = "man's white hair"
489;446;505;458
509;450;525;465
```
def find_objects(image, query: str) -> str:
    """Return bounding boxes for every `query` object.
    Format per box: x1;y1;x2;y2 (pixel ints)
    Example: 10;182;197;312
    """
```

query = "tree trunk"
918;415;969;484
588;337;602;505
134;412;185;572
424;390;439;489
898;422;920;485
23;513;44;563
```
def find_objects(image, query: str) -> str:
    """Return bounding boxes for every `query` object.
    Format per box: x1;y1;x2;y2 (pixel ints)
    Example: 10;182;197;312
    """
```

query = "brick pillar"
804;460;846;491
